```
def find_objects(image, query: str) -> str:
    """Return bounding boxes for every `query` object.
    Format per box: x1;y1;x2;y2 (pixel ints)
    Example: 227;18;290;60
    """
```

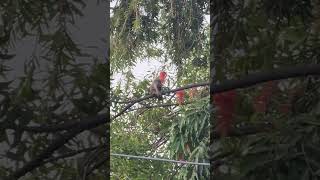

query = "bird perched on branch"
150;71;167;100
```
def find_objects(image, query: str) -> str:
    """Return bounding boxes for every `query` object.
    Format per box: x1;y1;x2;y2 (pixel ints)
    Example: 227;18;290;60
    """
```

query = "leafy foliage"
211;0;320;179
111;0;209;73
111;0;209;178
169;97;210;179
0;0;107;179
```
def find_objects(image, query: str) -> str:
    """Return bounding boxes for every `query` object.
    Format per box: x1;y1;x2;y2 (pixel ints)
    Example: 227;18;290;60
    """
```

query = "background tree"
0;0;108;179
111;0;210;178
211;0;320;179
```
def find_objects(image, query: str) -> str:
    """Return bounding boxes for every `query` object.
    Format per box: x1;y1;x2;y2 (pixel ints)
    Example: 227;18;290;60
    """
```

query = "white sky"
111;59;175;88
110;1;210;87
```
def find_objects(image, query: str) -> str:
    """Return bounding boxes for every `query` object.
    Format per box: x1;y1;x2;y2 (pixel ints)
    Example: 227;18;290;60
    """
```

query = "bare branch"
4;113;107;133
85;155;108;178
211;122;274;139
7;118;108;179
211;64;320;94
43;145;107;164
111;82;209;121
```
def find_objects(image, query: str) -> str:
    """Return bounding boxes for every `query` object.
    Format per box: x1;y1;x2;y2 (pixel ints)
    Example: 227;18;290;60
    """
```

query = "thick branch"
7;117;109;179
111;82;209;120
85;155;109;178
211;64;320;93
128;102;190;112
4;113;107;133
7;128;81;179
43;145;107;164
211;122;274;139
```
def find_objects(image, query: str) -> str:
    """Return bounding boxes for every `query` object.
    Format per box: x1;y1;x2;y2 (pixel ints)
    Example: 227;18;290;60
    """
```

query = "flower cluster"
176;90;185;105
213;90;237;136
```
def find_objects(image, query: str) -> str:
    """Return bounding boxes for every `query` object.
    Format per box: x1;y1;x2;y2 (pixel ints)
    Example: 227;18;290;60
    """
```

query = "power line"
111;153;210;166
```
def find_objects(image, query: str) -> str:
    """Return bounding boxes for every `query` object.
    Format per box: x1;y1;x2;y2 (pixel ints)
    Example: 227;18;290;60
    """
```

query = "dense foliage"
211;0;320;179
111;0;210;179
0;0;107;179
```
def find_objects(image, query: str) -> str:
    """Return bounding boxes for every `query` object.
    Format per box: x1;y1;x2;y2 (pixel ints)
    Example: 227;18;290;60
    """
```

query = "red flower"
176;90;185;105
189;87;198;99
159;71;167;84
213;90;237;136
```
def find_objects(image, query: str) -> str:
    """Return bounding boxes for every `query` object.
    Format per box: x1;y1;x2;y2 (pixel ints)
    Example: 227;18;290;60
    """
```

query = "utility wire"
111;153;210;166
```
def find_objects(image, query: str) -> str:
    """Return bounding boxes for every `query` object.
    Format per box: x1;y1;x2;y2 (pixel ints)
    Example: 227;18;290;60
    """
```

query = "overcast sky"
6;1;106;82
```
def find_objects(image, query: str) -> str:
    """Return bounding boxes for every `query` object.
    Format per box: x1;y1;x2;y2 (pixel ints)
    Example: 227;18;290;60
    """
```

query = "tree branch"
7;128;81;179
111;82;209;121
7;116;109;179
43;145;107;164
3;113;107;133
85;155;108;178
128;102;191;112
211;64;320;94
211;122;274;139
